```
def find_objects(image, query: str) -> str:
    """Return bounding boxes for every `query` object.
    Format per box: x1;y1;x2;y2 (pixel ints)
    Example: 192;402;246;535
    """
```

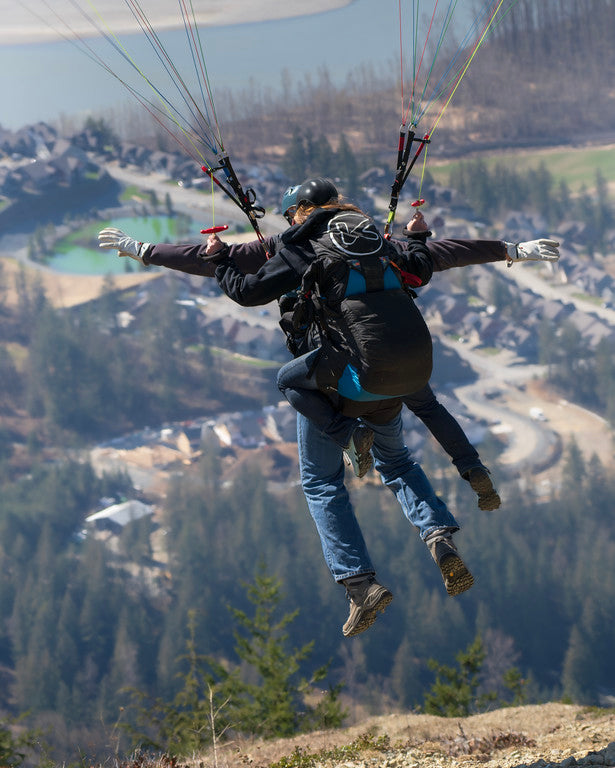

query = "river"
1;0;478;132
2;0;396;131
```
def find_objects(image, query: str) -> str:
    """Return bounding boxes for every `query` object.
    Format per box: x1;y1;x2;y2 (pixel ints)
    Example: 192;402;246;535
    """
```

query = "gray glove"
505;239;560;264
98;227;151;263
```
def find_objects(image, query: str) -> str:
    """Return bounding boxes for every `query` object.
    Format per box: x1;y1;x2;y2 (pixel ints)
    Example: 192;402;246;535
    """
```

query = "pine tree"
282;128;308;181
312;134;336;177
423;635;496;717
122;569;344;755
336;133;359;198
561;623;595;703
223;565;335;738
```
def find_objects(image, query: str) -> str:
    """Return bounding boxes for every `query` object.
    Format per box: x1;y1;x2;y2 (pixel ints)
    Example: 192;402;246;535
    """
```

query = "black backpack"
289;210;433;399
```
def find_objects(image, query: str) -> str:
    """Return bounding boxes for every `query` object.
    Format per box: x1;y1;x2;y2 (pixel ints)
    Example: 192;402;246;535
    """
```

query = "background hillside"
1;1;615;766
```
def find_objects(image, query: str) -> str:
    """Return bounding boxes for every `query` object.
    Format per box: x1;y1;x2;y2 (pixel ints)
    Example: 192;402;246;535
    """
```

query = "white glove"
505;239;560;263
98;227;151;263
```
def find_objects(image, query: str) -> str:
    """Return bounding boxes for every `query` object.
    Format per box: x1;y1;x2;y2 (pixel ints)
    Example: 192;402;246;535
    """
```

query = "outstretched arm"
98;227;273;277
427;238;507;271
397;213;560;272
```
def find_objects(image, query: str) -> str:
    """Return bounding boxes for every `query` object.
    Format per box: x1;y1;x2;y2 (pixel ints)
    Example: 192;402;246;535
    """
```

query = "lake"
51;215;203;275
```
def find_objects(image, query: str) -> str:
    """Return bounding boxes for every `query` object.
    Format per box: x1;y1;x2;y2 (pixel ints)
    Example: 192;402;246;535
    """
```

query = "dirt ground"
506;378;614;477
2;256;162;309
207;703;615;768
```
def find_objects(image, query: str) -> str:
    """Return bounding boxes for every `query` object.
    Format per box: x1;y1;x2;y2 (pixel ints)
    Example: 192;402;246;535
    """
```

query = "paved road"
105;161;287;237
438;335;557;470
432;255;615;475
490;257;615;324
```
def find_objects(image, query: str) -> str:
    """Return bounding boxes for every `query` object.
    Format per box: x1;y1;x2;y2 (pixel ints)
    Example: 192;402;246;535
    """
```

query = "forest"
167;0;615;165
2;0;615;764
1;263;615;764
84;0;615;169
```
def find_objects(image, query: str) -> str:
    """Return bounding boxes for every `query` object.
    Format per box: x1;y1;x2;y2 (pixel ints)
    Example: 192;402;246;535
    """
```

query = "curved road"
438;335;558;472
105;161;287;237
4;164;609;477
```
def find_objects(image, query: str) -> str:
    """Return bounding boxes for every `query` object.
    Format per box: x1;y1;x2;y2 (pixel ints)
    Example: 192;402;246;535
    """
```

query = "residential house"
203;315;287;361
425;292;470;326
85;499;154;534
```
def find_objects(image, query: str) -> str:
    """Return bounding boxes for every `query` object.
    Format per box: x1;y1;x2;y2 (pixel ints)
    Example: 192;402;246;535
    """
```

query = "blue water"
51;215;203;275
0;0;473;132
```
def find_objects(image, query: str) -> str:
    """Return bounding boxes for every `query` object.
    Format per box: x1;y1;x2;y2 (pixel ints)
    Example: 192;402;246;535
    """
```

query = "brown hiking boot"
343;425;374;478
464;467;501;511
427;533;474;596
342;576;393;637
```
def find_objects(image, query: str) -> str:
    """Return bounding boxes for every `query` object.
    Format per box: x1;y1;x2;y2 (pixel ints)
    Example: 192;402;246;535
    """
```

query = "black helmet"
295;177;338;208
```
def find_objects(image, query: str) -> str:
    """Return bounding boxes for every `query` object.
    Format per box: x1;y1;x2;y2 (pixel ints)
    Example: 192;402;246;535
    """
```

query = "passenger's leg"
296;413;391;635
279;352;374;476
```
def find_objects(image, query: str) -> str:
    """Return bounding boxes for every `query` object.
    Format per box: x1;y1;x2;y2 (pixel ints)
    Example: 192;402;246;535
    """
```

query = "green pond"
51;216;205;275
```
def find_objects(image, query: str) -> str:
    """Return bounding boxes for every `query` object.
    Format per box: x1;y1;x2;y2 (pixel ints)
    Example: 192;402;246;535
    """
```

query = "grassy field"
427;143;615;192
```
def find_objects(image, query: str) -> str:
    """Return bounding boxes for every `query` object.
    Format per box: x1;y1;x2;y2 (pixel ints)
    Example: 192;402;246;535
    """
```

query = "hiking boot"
342;576;393;637
464;467;501;511
343;425;374;478
426;533;474;596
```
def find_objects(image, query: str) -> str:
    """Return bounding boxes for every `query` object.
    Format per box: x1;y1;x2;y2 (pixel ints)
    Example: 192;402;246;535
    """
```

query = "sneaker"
427;533;474;596
342;576;393;637
343;425;374;478
464;467;501;511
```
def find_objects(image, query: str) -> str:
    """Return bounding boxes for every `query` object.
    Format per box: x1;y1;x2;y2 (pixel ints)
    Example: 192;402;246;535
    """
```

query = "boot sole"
342;589;393;637
344;451;374;478
343;431;375;478
468;474;501;511
439;554;474;596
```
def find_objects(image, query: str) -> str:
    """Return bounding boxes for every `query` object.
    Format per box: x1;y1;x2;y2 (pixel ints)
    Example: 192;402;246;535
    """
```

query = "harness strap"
358;257;385;292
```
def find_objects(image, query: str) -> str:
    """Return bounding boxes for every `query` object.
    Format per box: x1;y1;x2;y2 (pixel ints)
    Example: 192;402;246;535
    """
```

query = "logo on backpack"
327;211;384;257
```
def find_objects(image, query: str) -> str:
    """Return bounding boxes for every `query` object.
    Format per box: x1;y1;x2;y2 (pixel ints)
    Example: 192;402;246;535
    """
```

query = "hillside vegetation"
208;703;614;768
210;0;615;164
2;2;615;766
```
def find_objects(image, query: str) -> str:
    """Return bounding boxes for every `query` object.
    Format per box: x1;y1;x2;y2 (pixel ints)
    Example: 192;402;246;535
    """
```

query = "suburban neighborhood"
2;119;615;504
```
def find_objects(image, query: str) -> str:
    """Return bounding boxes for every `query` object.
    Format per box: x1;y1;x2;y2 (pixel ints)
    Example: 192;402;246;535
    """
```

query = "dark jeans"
277;350;358;448
278;354;485;477
403;385;483;477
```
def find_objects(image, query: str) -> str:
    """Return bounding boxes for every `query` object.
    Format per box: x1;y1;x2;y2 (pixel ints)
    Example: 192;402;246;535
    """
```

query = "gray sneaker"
342;576;393;637
343;425;374;478
427;533;474;596
464;467;501;511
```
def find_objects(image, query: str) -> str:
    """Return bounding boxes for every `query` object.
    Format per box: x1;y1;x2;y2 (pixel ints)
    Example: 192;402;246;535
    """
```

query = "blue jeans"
297;411;459;582
403;385;484;477
277;349;358;448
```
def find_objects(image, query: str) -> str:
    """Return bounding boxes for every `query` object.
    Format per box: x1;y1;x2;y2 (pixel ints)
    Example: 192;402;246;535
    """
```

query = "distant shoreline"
0;0;355;45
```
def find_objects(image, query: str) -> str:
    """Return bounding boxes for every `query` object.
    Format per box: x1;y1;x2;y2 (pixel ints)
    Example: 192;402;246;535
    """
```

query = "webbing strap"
358;257;384;292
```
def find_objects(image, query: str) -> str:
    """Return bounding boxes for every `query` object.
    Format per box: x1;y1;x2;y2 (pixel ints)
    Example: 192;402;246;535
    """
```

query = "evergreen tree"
423;635;496;716
123;571;344;756
312;134;336;176
222;565;329;738
561;623;595;703
336;133;359;198
282;128;308;180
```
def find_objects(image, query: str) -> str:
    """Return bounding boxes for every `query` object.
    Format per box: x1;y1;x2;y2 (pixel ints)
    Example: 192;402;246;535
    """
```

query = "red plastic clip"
411;199;425;208
200;225;229;234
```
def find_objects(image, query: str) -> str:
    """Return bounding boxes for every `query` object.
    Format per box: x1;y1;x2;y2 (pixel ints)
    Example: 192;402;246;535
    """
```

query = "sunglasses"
284;206;297;224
